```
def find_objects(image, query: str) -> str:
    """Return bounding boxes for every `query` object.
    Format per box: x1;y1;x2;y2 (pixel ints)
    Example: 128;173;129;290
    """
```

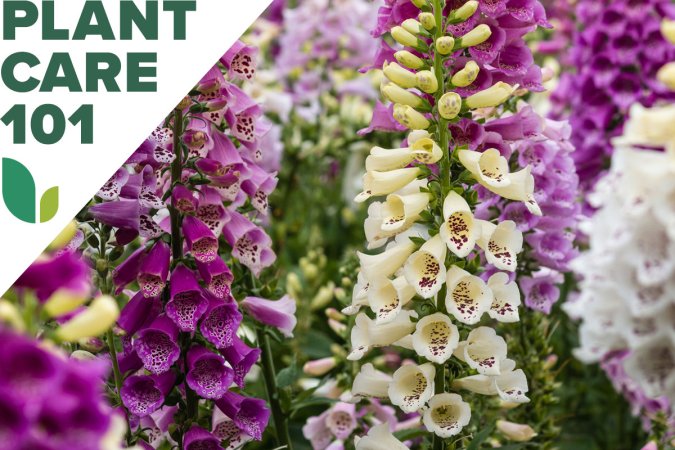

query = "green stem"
433;362;447;450
258;328;293;450
107;329;124;394
170;108;184;263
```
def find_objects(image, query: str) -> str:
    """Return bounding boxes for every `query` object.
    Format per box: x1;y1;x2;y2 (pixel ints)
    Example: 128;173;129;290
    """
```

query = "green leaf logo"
2;158;59;224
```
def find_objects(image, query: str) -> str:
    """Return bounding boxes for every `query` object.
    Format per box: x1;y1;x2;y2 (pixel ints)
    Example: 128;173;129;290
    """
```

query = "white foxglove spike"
342;272;370;315
445;266;493;324
348;311;417;360
454;327;508;376
475;220;523;272
354;423;409;450
487;272;521;322
355;168;422;203
358;240;416;281
458;148;511;188
412;312;459;364
368;276;416;324
351;363;393;400
422;393;471;438
388;363;435;413
381;192;431;232
458;149;541;215
439;191;479;258
404;234;448;298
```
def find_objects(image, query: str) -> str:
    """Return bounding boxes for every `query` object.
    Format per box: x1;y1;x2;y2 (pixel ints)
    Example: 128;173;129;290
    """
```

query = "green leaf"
393;428;428;441
276;357;299;388
2;158;36;223
40;186;59;223
466;424;495;450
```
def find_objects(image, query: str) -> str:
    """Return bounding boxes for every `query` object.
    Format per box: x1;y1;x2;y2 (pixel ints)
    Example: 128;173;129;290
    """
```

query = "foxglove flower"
121;372;175;417
241;295;297;337
412;313;459;364
186;346;234;399
215;391;271;441
422;393;471;438
183;425;222;450
134;315;181;375
166;265;208;332
138;241;170;298
388;363;435;413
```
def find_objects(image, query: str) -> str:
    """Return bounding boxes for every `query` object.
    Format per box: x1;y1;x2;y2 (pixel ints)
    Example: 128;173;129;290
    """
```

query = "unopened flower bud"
383;61;418;89
402;19;423;35
393;104;431;130
0;299;24;331
416;70;438;93
418;12;435;30
496;421;537;442
96;259;108;275
451;0;478;21
394;50;425;70
287;272;303;298
438;92;462;119
55;295;120;342
435;36;456;55
383;84;426;108
78;337;105;353
410;0;427;9
451;60;480;87
48;221;78;251
391;26;419;48
176;95;191;110
331;344;347;358
458;24;492;48
44;290;89;318
302;263;319;281
311;285;335;310
543;354;558;370
658;62;675;91
328;318;347;335
71;350;97;361
341;277;352;288
303;357;337;376
465;82;516;109
326;307;346;321
334;287;347;302
662;19;675;45
541;66;555;83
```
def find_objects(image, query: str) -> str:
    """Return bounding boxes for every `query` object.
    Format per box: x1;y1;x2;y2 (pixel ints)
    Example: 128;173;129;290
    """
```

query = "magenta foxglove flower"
220;336;261;388
14;250;91;302
172;184;198;213
215;391;270;441
241;295;297;338
199;295;242;349
186;346;234;399
222;211;276;276
197;258;233;299
183;425;223;450
166;265;209;332
183;215;219;263
138;241;170;298
121;372;175;417
220;40;258;81
118;292;162;336
134;315;181;375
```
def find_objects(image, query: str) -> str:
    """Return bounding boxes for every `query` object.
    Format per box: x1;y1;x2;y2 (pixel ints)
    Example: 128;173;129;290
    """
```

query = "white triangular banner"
0;0;272;294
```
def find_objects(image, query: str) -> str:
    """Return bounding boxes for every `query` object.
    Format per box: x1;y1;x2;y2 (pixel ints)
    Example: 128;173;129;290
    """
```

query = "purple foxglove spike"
241;165;278;215
97;168;129;201
119;173;142;200
220;40;258;81
134;315;180;374
89;199;140;231
197;258;233;298
199;295;242;349
448;118;486;150
358;101;407;136
241;295;297;338
196;187;228;235
221;211;276;276
138;241;170;298
182;216;219;264
183;425;223;450
166;265;209;332
220;336;261;388
117;348;143;375
360;40;396;73
119;292;162;336
186;346;234;399
172;185;199;213
467;21;506;64
215;391;270;441
15;251;91;302
120;371;175;417
112;247;147;294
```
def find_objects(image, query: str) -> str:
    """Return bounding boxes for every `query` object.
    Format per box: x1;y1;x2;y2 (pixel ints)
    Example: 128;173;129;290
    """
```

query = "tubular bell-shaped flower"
348;311;417;361
475;220;524;272
445;266;493;325
412;313;460;364
388;363;435;413
423;393;471;438
404;234;448;298
440;191;479;258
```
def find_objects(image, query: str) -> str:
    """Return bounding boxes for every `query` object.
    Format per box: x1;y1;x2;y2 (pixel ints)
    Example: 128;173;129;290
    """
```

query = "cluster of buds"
344;0;544;446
